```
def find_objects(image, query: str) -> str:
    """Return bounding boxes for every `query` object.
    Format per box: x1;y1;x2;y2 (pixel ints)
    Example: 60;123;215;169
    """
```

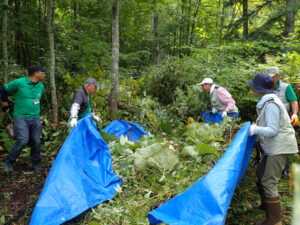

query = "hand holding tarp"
249;124;257;136
92;113;102;123
222;111;227;118
211;108;217;114
69;118;78;128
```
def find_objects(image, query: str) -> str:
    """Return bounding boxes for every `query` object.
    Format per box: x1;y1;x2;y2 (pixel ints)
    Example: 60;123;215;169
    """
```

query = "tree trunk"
2;0;9;83
73;1;80;31
284;0;296;37
190;0;200;45
46;0;58;125
150;0;159;63
110;0;119;112
242;0;248;38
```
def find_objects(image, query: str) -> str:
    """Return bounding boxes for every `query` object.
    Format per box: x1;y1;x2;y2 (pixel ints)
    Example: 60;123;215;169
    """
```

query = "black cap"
28;65;47;75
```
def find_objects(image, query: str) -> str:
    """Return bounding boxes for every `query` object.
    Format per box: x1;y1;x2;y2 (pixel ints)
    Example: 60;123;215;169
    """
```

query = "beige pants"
256;154;289;198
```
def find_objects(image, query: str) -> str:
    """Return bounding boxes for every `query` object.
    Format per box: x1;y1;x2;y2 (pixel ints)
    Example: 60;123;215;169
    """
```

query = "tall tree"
284;0;297;37
46;0;58;125
242;0;248;38
150;0;159;63
110;0;119;112
2;0;9;83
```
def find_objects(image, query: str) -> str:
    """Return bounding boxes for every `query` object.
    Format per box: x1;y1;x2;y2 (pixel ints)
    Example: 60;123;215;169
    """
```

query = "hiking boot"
254;197;282;225
33;164;42;171
3;162;14;172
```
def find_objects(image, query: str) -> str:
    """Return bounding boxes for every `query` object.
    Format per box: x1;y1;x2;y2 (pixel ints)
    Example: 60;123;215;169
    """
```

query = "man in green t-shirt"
1;65;46;172
265;66;299;127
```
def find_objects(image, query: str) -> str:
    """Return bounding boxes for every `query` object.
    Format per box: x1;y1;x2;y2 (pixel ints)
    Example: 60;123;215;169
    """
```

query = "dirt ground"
0;151;51;225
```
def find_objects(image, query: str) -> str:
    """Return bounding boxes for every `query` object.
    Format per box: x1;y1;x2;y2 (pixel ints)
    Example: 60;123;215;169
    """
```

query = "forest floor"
0;152;52;225
0;145;295;225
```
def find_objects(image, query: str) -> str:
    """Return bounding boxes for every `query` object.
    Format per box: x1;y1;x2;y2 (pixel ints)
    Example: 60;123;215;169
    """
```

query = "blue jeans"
6;117;42;165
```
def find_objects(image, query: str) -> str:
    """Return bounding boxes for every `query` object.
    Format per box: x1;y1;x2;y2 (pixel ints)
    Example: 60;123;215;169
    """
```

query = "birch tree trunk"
110;0;119;112
2;0;9;83
46;0;58;125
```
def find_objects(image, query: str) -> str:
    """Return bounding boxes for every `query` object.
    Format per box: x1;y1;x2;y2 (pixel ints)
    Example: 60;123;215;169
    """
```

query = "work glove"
91;113;102;123
69;118;78;128
249;124;257;136
211;108;217;114
291;114;299;127
222;111;227;118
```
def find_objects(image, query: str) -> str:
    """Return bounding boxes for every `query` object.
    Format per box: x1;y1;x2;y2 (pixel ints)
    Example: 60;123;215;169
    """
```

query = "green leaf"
195;143;217;155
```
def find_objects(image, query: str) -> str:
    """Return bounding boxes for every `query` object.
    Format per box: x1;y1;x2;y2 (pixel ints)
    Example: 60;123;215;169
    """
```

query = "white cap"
197;78;213;86
264;66;280;77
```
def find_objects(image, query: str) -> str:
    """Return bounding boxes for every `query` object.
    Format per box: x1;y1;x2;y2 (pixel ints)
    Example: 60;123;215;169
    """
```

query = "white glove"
212;108;217;114
222;111;227;118
92;113;102;123
249;124;257;136
69;118;78;128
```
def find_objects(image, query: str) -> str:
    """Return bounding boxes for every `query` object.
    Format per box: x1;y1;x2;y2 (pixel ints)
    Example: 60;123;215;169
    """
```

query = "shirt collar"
257;94;277;109
26;77;40;86
273;80;281;90
210;84;215;95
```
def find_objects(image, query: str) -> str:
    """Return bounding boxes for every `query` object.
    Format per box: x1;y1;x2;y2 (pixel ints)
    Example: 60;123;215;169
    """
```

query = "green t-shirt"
275;81;297;102
4;77;44;118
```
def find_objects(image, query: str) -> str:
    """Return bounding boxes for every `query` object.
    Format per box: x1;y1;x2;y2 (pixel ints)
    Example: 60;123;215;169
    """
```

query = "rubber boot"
254;197;282;225
256;182;265;210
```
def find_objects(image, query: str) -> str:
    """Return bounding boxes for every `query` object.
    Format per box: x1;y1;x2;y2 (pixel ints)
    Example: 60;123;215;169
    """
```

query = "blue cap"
247;73;274;94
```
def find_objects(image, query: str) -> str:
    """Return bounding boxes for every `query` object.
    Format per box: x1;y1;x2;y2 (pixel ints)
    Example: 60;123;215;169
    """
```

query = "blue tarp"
148;122;256;225
200;110;239;124
102;120;148;142
30;115;122;225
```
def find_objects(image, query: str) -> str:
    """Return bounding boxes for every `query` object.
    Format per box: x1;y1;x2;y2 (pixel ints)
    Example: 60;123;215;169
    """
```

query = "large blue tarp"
102;120;148;142
30;115;122;225
200;110;239;124
148;122;256;225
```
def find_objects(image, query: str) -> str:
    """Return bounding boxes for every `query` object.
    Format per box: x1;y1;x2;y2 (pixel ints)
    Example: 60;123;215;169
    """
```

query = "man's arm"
70;91;83;119
285;84;299;126
216;87;236;112
291;100;299;115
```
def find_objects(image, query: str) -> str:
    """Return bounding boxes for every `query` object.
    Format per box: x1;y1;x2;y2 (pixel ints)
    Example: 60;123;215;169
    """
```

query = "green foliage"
40;117;69;158
0;131;13;151
292;164;300;225
144;57;201;104
134;142;179;172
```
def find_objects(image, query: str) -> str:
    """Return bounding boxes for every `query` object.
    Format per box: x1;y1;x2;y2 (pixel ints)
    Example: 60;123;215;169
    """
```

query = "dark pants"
6;117;42;165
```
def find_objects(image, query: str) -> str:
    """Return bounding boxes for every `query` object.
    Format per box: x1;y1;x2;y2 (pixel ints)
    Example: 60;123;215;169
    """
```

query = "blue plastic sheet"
201;111;223;123
30;115;122;225
148;122;256;225
102;120;148;142
200;110;239;124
